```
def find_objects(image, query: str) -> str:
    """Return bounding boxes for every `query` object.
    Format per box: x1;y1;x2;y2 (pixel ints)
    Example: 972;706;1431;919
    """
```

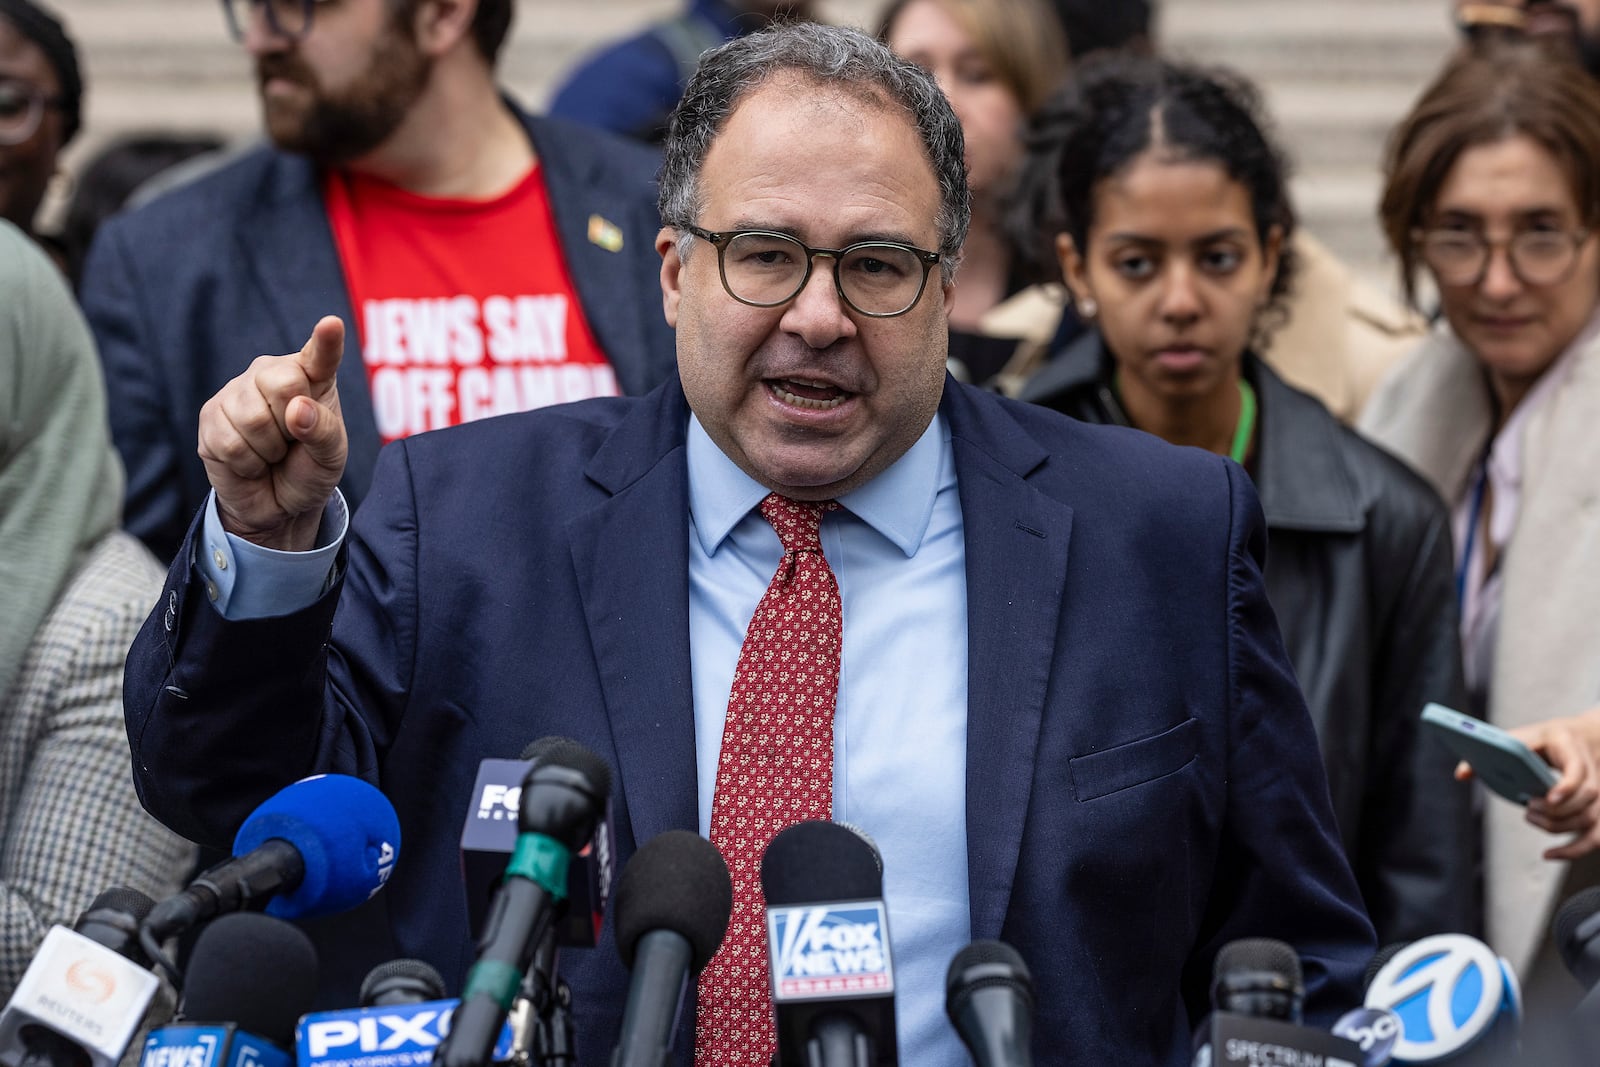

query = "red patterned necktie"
695;493;843;1066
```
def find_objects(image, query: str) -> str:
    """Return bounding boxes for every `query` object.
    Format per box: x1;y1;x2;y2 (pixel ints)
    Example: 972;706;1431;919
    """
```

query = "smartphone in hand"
1422;702;1558;805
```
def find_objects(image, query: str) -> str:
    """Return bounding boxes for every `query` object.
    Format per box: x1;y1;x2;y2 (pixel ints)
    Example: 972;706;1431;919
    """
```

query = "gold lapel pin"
588;215;624;253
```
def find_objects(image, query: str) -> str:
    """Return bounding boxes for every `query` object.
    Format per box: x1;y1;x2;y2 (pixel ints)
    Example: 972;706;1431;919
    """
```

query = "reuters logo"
65;959;116;1004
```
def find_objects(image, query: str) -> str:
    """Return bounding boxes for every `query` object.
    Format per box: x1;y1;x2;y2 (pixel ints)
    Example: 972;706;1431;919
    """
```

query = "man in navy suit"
123;22;1375;1065
80;0;676;563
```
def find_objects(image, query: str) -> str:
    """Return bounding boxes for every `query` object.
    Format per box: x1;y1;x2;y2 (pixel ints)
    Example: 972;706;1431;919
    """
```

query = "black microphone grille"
84;886;156;923
1554;886;1600;984
1214;938;1303;989
520;737;571;761
182;912;319;1047
945;939;1034;1009
760;820;882;906
1364;942;1409;991
526;737;613;798
614;830;733;972
360;958;448;1007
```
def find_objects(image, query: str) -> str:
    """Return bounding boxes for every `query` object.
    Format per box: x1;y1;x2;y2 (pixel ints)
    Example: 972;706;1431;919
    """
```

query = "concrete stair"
40;0;1456;286
1161;0;1459;286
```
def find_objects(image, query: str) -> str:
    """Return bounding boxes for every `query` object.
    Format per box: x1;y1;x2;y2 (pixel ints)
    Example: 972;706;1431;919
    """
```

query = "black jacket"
1021;334;1480;943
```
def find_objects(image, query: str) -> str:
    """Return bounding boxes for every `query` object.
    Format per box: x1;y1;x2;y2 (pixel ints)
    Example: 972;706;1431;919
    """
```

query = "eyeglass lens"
1421;230;1583;286
0;81;42;146
719;232;928;315
224;0;316;41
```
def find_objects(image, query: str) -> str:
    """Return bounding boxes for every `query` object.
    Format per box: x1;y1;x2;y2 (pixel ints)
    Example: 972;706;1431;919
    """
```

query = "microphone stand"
522;929;575;1067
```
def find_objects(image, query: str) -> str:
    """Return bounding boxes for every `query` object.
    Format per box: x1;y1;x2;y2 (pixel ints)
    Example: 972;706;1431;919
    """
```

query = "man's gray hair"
658;21;970;284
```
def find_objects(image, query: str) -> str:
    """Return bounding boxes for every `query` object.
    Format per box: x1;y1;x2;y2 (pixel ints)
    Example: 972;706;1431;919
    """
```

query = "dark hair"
0;0;82;144
1046;0;1152;59
1380;40;1600;306
57;133;227;288
1011;55;1296;314
659;22;969;283
392;0;513;64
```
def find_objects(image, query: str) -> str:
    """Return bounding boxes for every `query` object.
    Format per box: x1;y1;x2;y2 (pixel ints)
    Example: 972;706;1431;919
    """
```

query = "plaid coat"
0;531;195;995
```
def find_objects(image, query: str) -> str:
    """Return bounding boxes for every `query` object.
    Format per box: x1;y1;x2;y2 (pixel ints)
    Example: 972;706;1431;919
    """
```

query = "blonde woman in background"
0;219;194;996
879;0;1070;388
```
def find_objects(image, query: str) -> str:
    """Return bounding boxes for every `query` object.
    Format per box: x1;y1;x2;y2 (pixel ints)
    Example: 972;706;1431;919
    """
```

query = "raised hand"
197;316;349;552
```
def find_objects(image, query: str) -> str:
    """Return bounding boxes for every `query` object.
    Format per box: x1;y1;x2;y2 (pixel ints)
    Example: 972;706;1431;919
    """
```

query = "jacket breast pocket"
1068;717;1198;802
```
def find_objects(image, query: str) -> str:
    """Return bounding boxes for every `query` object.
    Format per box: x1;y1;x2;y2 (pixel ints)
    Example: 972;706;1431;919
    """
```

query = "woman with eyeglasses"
878;0;1070;390
0;0;78;251
1360;42;1600;990
1018;56;1478;945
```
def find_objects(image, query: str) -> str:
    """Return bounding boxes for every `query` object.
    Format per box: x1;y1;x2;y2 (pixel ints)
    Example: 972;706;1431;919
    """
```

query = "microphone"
609;831;732;1067
143;774;400;942
460;742;615;949
944;941;1033;1067
434;739;612;1067
0;890;164;1067
297;961;518;1067
1192;939;1362;1066
762;820;896;1067
1555;886;1600;992
140;913;317;1067
1363;933;1521;1063
361;961;448;1007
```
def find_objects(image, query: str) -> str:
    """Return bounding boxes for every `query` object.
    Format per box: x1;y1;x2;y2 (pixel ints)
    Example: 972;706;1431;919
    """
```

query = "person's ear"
413;0;477;57
657;227;684;327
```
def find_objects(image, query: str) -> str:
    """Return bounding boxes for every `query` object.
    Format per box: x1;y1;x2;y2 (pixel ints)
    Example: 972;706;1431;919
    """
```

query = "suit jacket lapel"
235;152;380;502
567;381;700;849
943;384;1073;940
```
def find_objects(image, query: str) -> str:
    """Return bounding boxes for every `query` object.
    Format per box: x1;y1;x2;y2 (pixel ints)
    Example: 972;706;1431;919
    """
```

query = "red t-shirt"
324;165;618;445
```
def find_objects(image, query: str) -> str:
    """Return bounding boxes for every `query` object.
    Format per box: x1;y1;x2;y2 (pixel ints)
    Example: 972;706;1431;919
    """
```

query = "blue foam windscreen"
232;774;401;919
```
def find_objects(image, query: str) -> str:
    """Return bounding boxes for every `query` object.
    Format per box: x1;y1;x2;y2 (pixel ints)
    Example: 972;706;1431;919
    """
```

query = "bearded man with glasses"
79;0;679;566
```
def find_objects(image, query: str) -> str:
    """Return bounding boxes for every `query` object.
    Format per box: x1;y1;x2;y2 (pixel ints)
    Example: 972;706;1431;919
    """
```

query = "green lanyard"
1229;379;1258;466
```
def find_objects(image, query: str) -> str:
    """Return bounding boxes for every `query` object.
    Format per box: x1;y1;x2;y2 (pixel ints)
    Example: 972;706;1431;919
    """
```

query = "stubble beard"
256;25;432;166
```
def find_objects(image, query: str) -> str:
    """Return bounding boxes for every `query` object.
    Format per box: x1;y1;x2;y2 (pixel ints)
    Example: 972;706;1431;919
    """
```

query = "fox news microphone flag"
761;820;897;1067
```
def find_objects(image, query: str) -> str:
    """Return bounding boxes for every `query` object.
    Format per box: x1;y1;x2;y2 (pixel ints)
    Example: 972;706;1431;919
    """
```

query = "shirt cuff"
196;490;348;620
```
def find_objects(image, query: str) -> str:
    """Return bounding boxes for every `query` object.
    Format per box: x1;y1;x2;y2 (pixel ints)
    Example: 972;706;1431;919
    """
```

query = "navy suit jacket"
82;107;678;564
124;378;1374;1064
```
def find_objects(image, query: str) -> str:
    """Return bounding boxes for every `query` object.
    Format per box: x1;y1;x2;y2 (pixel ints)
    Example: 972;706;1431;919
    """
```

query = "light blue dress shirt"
199;412;972;1065
686;413;970;1067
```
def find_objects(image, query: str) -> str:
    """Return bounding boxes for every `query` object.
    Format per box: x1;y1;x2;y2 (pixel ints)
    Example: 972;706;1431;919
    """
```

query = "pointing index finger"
296;315;345;390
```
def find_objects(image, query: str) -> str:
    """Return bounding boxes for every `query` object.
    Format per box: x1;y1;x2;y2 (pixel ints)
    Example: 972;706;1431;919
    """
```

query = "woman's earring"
1077;296;1098;319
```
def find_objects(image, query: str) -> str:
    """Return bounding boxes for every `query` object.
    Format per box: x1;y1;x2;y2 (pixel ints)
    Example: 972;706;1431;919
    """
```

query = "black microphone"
610;831;732;1067
944;941;1033;1067
140;913;318;1067
143;774;400;944
360;960;447;1007
1192;939;1362;1066
0;890;163;1067
761;820;896;1067
434;739;612;1067
461;741;615;949
1556;888;1600;1049
1555;886;1600;992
